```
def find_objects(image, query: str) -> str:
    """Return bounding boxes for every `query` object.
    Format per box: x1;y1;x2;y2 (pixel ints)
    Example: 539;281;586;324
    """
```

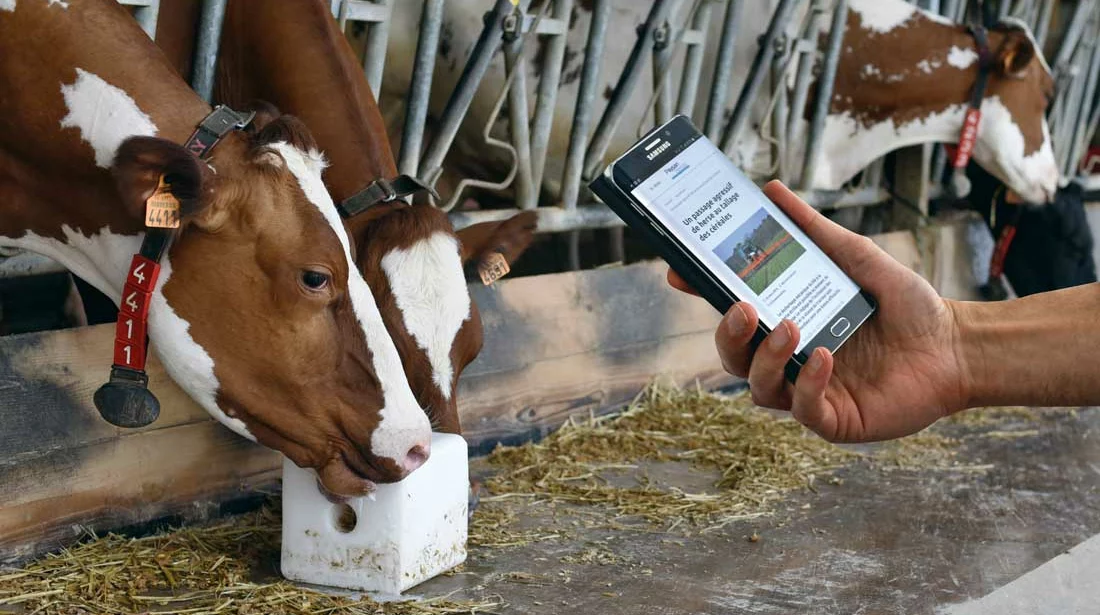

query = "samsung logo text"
646;141;671;160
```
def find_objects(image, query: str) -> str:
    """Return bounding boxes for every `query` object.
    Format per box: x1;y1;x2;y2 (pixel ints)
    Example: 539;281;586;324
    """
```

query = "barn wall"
0;220;984;562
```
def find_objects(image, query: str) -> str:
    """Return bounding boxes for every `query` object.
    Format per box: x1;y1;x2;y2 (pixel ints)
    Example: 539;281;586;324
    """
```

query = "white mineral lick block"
280;432;468;595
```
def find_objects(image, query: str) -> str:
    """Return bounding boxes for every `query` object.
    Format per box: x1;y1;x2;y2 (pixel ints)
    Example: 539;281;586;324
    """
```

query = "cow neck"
93;105;256;430
947;24;995;199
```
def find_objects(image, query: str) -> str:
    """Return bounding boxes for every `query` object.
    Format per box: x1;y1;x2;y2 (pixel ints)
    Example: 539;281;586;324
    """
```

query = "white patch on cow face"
60;68;158;168
381;233;471;401
972;97;1058;203
148;258;253;441
947;46;979;70
266;142;431;467
849;0;916;34
917;59;942;74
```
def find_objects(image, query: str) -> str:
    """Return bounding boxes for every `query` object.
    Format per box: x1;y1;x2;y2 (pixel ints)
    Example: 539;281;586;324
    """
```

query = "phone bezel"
596;115;877;382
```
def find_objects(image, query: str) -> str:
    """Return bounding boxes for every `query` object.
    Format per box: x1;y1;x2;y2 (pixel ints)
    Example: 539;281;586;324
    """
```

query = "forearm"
955;282;1100;409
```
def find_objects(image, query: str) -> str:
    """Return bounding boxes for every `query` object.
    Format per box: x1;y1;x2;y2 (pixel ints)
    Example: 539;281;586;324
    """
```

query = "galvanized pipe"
0;252;66;279
942;0;961;22
1055;43;1090;175
800;0;847;190
719;0;801;154
1066;18;1100;177
398;0;446;177
997;0;1011;20
1035;0;1055;49
530;0;575;195
1054;0;1095;76
787;0;828;171
677;1;713;118
582;0;678;180
503;11;537;210
362;0;393;98
191;0;228;102
561;0;611;211
128;0;161;39
770;35;791;183
704;0;745;140
652;18;676;124
419;0;515;185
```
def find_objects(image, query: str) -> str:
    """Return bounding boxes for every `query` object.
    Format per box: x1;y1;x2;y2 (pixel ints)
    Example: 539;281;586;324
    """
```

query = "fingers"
790;347;838;440
747;320;799;409
666;268;700;296
762;181;883;279
714;302;759;377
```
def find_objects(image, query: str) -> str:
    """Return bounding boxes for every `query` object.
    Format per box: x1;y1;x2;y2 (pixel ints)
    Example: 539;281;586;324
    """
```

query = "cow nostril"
403;443;430;473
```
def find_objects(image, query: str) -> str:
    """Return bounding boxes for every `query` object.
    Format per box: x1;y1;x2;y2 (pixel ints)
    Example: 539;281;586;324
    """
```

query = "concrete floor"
411;406;1100;614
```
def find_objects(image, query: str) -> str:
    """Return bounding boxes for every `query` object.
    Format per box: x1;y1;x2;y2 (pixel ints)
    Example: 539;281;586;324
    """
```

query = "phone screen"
627;136;861;352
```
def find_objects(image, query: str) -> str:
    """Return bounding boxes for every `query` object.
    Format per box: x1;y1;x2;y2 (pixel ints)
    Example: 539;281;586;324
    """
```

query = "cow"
381;0;1059;205
0;0;433;498
152;0;537;437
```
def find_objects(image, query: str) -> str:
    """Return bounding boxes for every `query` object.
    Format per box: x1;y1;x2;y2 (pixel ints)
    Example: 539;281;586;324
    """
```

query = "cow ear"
457;211;537;283
242;100;282;135
111;136;211;224
995;28;1036;78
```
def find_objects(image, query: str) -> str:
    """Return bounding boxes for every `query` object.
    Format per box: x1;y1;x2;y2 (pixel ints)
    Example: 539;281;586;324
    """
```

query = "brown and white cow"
382;0;1058;203
0;0;432;497
155;0;536;435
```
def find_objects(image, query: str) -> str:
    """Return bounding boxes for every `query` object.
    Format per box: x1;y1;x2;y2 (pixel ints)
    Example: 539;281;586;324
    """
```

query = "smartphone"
589;115;876;382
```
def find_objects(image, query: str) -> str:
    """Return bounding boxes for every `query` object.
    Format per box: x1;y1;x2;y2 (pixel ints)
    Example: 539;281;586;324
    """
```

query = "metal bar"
126;0;161;39
361;0;393;98
1055;43;1090;175
1066;16;1100;177
561;0;611;211
705;0;745;140
398;0;446;177
942;0;961;22
0;253;67;279
787;0;828;171
652;17;676;124
530;0;575;196
800;0;847;190
1054;0;1095;76
771;35;791;183
582;0;678;180
1035;0;1054;49
419;0;515;185
191;0;228;102
339;0;390;21
677;1;713;118
503;10;537;210
719;0;801;154
451;187;892;232
997;0;1011;20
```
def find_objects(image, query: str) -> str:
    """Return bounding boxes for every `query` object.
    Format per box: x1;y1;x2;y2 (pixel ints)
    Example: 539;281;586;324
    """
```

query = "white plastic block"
280;432;468;595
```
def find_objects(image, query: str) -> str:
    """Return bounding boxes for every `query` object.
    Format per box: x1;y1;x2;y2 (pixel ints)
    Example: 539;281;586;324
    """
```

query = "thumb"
762;181;885;283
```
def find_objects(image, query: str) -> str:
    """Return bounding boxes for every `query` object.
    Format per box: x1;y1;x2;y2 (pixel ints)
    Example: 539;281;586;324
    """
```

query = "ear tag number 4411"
145;175;181;229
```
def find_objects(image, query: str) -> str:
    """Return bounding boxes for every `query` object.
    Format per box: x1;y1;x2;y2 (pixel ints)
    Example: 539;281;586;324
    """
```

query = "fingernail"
726;304;746;337
806;349;825;374
769;321;791;349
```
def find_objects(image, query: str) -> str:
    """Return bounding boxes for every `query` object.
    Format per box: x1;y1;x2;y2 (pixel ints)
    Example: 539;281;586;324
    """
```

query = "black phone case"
589;174;803;383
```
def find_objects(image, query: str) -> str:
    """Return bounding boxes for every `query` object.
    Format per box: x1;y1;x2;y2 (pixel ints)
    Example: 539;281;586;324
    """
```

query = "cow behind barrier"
0;0;432;497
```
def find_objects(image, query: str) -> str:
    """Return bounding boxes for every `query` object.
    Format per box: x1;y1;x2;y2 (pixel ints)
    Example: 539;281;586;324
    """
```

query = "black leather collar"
337;174;440;219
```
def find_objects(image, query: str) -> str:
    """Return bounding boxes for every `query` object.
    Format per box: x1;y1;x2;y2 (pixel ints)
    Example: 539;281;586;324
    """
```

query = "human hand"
669;181;971;442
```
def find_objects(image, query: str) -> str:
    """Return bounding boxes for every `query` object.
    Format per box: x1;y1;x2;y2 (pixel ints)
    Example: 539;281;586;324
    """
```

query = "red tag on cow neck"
954;108;982;169
112;254;161;371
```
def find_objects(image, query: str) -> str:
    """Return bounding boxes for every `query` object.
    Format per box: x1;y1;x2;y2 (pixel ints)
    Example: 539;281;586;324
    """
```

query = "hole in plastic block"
332;503;357;534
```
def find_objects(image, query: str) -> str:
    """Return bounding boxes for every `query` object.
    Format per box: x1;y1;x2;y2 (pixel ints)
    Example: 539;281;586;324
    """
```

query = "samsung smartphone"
589;115;876;381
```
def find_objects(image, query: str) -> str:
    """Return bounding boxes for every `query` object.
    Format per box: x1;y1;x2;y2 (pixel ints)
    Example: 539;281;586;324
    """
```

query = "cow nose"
402;441;431;474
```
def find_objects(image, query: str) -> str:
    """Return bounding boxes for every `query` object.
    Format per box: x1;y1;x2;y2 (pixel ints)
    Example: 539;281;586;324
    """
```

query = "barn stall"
2;0;1100;612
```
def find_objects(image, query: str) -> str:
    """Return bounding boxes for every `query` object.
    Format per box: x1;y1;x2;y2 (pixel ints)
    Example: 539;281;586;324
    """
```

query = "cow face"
111;114;432;497
356;206;537;433
975;22;1059;204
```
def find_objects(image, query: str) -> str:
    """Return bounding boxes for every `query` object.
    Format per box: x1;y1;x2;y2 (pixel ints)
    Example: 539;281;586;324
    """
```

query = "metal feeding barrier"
4;0;1100;280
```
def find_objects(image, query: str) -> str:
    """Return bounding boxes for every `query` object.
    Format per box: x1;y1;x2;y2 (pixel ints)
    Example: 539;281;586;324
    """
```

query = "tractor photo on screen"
714;208;806;295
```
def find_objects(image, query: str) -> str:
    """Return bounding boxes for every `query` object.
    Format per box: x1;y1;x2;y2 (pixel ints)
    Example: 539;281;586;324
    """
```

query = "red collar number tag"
112;254;161;370
145;175;181;229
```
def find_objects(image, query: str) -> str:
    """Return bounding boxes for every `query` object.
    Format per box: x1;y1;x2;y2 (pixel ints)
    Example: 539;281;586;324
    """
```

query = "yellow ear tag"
145;175;181;229
479;252;511;286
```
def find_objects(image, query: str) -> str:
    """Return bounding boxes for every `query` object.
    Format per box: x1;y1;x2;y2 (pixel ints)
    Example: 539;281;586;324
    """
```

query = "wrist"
947;299;987;413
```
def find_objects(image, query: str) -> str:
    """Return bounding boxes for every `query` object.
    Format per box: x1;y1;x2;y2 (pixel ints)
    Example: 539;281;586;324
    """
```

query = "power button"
829;317;851;338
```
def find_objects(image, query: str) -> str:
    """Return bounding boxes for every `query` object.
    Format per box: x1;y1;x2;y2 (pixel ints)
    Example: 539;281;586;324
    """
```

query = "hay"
0;505;500;615
481;384;856;531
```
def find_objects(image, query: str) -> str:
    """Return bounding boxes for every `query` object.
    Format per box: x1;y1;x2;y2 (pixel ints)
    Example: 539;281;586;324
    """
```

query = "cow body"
0;0;432;497
381;0;1058;203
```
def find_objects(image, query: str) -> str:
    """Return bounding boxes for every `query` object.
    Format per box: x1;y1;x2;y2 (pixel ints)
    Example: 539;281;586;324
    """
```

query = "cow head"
973;20;1058;204
111;111;432;497
355;205;537;433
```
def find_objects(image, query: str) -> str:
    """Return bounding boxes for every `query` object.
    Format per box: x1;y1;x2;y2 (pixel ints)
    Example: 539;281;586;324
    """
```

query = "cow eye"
300;269;331;291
